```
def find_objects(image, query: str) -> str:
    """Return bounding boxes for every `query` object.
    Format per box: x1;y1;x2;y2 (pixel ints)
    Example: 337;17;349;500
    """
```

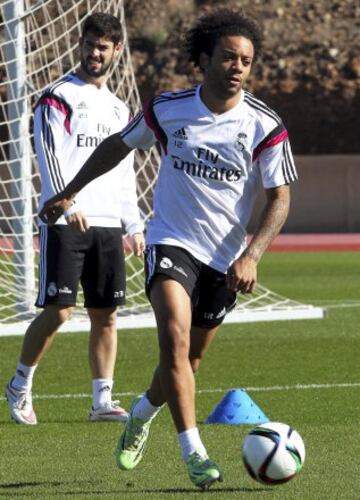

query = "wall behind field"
248;155;360;233
0;156;358;234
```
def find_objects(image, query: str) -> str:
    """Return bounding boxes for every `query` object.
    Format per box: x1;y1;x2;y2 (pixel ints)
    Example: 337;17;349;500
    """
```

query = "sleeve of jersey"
120;109;157;151
254;124;298;188
33;93;72;195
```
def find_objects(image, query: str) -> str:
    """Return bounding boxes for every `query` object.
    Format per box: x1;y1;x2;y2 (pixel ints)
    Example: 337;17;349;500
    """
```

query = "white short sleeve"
259;138;297;188
120;111;156;151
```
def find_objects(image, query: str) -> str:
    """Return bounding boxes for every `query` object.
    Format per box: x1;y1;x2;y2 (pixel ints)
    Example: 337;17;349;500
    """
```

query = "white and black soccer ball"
242;422;305;485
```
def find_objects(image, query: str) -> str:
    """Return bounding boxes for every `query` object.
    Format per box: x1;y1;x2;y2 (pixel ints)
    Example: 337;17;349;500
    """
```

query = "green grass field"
0;252;359;499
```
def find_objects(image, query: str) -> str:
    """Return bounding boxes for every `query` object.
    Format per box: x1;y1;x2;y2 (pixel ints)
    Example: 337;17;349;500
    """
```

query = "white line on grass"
0;382;359;401
313;301;360;309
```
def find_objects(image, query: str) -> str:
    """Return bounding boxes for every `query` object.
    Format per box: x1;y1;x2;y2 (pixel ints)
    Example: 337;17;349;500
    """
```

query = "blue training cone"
205;388;269;425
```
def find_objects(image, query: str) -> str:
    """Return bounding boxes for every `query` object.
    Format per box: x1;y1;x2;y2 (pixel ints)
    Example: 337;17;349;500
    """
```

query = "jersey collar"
196;84;244;120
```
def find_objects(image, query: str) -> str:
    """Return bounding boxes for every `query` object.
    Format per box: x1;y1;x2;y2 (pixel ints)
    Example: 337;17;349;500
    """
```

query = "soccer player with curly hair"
40;8;297;490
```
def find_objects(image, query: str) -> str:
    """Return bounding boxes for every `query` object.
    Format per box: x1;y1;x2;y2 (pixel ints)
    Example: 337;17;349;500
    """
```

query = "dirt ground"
124;0;360;154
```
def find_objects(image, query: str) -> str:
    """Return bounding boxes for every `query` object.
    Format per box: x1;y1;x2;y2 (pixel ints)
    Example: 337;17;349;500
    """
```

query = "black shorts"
36;225;126;308
144;244;236;328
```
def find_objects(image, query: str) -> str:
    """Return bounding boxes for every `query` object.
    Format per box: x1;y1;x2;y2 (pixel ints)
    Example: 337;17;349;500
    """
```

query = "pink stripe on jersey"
252;129;288;162
37;95;71;134
143;99;168;154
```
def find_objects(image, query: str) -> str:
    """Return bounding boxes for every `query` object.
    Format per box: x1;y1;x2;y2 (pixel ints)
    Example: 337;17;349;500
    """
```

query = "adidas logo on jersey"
172;127;188;140
76;101;88;110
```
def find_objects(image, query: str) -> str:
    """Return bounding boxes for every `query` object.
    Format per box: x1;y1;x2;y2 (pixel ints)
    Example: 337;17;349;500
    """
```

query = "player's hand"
130;232;145;257
65;211;89;233
226;255;257;294
39;194;74;225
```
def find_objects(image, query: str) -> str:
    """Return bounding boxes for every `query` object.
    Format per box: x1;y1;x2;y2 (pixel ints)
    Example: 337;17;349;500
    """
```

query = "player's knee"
57;307;74;325
88;308;117;329
158;321;190;364
45;305;73;326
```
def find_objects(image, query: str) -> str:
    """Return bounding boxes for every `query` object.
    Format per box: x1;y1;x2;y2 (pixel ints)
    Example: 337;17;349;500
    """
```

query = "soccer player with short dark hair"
6;12;144;425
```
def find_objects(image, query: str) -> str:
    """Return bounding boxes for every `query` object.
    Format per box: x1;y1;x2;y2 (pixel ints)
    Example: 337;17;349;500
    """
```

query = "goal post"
0;0;325;336
3;0;35;320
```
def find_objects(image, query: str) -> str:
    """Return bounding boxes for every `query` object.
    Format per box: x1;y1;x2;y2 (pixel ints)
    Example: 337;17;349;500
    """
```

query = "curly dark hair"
184;8;263;68
82;12;122;44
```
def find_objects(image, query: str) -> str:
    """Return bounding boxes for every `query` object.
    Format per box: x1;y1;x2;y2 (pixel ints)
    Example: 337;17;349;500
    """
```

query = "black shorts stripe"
37;226;48;306
145;244;157;285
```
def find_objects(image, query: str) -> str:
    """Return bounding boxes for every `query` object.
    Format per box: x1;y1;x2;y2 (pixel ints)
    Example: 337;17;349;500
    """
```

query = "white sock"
132;393;162;421
178;427;207;463
92;378;113;408
12;362;37;392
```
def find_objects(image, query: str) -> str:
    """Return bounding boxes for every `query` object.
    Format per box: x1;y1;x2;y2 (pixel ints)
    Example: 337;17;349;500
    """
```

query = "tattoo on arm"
244;186;290;263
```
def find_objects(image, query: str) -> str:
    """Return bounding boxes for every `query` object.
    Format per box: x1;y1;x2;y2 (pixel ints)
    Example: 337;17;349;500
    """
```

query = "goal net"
0;0;324;336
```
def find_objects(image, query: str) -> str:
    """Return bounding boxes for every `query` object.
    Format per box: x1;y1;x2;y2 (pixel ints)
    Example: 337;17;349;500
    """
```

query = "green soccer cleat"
115;396;152;470
187;451;223;490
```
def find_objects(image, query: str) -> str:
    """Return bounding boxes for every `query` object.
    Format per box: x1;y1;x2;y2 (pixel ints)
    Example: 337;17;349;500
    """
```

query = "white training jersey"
34;72;143;234
121;85;297;273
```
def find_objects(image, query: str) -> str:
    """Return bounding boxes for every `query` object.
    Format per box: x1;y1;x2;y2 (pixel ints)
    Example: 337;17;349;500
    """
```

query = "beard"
80;55;112;77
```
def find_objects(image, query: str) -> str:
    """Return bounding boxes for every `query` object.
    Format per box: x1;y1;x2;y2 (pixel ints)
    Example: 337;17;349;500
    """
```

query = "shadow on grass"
127;486;270;494
0;481;270;496
0;481;62;489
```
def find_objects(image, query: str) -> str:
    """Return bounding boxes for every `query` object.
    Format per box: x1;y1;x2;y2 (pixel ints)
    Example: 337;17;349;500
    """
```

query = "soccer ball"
242;422;305;485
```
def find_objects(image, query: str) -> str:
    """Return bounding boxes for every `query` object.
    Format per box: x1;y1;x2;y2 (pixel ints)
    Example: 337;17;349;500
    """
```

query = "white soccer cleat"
5;378;37;425
89;400;129;422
